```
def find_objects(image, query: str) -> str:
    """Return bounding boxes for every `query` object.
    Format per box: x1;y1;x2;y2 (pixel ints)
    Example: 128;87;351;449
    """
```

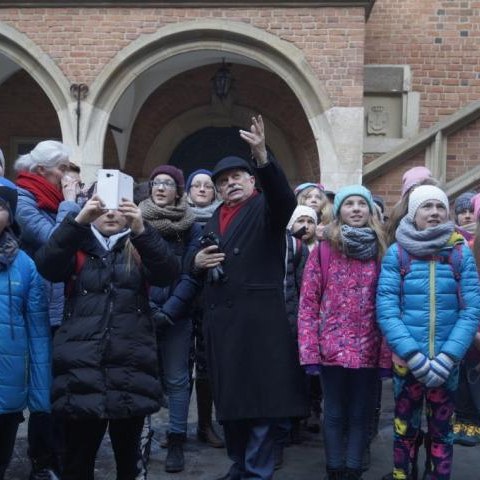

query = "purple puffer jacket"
298;242;389;369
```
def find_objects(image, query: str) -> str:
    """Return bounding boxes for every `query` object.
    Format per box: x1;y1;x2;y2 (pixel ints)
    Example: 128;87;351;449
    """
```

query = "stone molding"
2;1;375;8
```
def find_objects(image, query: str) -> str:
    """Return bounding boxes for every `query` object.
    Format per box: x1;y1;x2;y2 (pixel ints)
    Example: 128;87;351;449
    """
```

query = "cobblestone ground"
6;381;479;479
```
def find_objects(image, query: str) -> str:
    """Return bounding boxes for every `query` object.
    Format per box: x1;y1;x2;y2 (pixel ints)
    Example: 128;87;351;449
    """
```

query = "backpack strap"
317;240;331;295
293;237;303;270
448;243;464;308
397;244;411;302
65;250;88;297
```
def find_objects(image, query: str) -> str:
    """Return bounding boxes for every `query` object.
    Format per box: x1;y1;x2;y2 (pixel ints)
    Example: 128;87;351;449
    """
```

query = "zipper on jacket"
429;260;436;359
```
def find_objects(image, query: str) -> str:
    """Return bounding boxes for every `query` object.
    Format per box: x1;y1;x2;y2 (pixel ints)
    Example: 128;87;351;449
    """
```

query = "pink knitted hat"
471;192;480;220
401;166;433;197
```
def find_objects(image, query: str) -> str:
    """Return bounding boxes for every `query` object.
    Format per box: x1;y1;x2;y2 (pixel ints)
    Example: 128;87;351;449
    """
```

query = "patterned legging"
391;363;458;480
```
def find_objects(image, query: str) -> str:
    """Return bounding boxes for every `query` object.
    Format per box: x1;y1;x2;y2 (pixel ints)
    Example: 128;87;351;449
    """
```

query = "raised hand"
239;115;268;166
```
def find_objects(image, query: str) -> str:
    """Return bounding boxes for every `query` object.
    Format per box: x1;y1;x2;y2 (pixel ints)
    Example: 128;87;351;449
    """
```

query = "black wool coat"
201;161;309;421
34;216;179;419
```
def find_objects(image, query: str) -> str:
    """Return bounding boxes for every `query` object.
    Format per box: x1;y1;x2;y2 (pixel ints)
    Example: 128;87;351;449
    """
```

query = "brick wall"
0;6;365;108
365;0;480;202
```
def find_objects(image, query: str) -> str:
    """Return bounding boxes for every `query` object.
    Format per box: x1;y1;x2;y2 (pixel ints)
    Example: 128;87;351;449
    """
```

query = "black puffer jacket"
34;215;179;419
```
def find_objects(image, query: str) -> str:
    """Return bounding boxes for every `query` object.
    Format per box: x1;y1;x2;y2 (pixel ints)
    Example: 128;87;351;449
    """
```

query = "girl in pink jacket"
298;184;388;480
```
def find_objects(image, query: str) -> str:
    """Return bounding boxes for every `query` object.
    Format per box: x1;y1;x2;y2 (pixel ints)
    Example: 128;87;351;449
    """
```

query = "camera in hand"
199;232;226;283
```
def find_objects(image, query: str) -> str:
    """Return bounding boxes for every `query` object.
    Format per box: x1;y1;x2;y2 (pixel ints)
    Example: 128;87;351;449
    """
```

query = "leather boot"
165;432;186;473
195;378;225;448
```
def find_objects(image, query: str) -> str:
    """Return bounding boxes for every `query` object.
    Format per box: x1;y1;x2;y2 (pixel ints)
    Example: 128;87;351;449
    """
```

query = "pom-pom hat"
401;166;433;197
407;185;449;222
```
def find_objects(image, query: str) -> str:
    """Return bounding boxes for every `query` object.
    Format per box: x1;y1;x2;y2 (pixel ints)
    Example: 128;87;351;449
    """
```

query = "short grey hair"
14;140;71;173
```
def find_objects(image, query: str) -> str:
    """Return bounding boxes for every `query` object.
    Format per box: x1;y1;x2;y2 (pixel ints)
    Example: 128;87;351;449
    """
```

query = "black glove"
152;310;174;331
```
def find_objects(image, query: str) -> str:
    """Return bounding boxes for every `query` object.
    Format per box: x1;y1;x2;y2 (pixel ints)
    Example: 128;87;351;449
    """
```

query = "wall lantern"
211;59;234;100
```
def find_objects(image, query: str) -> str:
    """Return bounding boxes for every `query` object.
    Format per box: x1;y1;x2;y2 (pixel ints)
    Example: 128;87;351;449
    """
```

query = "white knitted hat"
287;205;318;230
407;185;449;221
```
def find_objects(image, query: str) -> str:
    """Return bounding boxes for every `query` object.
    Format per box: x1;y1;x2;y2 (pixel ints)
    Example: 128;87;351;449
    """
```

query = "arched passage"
82;20;352;185
0;22;76;150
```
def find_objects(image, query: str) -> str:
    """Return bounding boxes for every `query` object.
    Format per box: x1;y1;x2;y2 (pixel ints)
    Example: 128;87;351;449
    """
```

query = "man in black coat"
194;116;308;480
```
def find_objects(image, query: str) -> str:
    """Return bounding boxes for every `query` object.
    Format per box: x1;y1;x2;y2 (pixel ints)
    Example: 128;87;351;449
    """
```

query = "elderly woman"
185;169;224;448
14;140;81;479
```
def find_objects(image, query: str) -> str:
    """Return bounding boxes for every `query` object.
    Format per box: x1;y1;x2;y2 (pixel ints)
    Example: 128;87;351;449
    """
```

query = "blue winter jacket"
15;187;80;327
377;239;480;362
0;250;51;414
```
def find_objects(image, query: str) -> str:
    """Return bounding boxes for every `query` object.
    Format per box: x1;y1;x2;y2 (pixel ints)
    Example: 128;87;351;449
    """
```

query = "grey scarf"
188;199;222;224
395;217;455;257
340;225;378;260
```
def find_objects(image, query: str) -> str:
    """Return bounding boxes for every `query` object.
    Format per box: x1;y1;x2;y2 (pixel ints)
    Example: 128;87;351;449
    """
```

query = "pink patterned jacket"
298;242;390;369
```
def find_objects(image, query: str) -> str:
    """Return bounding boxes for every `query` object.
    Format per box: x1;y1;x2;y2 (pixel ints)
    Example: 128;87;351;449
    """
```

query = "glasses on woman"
150;180;176;190
190;183;215;191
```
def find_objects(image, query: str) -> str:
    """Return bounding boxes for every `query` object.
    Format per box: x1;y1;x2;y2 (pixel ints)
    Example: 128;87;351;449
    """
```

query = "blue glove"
304;364;321;376
406;352;430;383
427;353;455;387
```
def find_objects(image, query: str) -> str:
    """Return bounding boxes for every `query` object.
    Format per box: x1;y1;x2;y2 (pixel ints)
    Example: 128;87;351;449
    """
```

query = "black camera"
198;232;226;283
199;232;221;249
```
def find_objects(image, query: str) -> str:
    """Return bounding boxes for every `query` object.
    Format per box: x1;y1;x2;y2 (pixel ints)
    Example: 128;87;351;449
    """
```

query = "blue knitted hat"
333;185;375;217
186;169;213;193
0;177;17;223
454;191;475;215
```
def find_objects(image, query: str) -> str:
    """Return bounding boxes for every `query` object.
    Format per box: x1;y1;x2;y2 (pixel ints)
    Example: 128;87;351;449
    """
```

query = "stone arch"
141;106;297;180
83;20;340;182
0;22;76;147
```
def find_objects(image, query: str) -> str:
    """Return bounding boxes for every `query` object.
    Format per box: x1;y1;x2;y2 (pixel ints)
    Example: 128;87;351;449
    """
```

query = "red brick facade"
0;1;479;213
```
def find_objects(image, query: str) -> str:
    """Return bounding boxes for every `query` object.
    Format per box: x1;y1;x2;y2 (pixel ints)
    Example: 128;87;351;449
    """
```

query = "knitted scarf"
188;199;221;224
395;217;455;257
139;195;195;239
16;171;63;213
339;225;378;260
0;230;19;270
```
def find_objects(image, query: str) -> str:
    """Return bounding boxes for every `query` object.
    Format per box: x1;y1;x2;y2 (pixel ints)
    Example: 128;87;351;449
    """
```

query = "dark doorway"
169;126;274;177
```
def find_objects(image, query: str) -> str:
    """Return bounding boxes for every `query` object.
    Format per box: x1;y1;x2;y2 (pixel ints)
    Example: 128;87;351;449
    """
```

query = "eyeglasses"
150;180;176;190
190;183;215;191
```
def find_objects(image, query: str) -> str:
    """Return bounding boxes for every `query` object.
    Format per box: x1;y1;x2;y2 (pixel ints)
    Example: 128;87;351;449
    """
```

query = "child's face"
303;188;324;214
292;215;316;241
0;204;10;235
340;195;370;228
457;209;474;226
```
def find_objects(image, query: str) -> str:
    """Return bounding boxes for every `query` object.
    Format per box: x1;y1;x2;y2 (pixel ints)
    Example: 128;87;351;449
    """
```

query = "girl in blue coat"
377;185;480;480
0;178;50;479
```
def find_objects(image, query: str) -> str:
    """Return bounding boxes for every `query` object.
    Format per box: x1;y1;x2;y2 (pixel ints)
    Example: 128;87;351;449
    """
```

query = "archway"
0;22;75;150
82;20;346;185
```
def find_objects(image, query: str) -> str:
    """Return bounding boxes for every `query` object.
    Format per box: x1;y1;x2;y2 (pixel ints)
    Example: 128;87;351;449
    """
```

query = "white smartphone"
96;169;134;210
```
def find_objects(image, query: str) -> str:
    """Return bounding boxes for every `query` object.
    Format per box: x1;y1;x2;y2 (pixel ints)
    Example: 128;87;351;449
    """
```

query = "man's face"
216;169;255;206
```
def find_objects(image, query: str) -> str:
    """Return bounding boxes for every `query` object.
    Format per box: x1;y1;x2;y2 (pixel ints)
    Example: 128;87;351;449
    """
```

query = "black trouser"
0;412;23;479
62;416;145;480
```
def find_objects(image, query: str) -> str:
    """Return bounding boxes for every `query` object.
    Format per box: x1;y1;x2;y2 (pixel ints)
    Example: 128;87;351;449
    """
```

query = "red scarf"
219;191;258;235
16;171;64;213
